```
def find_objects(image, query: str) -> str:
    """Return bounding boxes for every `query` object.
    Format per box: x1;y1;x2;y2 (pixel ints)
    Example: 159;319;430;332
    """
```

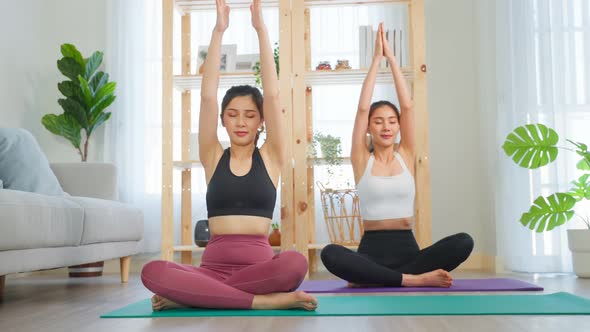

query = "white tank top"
356;152;415;220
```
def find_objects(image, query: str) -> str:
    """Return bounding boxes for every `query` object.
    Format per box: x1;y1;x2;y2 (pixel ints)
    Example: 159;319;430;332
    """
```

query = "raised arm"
382;28;415;157
351;23;384;182
199;0;229;170
251;0;285;166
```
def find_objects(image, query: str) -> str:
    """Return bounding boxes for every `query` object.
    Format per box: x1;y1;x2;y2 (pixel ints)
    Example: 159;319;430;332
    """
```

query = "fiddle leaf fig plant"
502;123;590;231
42;43;116;161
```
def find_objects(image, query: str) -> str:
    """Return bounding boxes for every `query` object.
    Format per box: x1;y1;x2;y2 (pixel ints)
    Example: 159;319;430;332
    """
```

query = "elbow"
401;103;414;113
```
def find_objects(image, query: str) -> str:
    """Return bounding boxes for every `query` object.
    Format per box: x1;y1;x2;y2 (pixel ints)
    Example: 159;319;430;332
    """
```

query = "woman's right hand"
373;22;384;60
215;0;230;33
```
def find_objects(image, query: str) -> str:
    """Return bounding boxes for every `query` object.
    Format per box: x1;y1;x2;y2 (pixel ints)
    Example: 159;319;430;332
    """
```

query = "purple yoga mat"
297;278;543;293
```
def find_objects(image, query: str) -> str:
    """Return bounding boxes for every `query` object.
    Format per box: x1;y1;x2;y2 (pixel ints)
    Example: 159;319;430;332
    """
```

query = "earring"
257;125;265;133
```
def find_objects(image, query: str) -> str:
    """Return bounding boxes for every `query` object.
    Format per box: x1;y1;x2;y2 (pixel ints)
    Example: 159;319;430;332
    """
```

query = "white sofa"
0;163;143;294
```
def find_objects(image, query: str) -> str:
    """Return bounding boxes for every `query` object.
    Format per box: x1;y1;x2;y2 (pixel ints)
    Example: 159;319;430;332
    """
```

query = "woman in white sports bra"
320;23;473;287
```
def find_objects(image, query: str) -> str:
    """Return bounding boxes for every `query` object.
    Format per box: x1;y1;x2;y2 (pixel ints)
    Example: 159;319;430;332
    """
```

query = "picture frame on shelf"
196;44;237;73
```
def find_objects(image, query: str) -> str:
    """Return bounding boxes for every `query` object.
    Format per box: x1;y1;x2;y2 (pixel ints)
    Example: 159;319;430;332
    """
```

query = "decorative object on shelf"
316;61;332;71
197;44;237;73
194;219;210;247
335;59;351;70
502;123;590;277
310;132;342;181
318;182;364;246
197;50;207;74
236;53;260;72
252;42;279;88
42;43;117;162
268;222;281;246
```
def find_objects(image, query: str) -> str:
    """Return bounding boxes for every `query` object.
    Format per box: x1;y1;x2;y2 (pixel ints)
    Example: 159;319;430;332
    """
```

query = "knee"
141;260;169;283
320;244;340;268
282;251;308;278
455;233;474;255
279;251;308;288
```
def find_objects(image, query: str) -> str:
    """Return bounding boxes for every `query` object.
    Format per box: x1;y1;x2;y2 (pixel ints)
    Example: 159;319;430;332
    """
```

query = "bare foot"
402;269;453;288
151;295;187;311
252;290;318;311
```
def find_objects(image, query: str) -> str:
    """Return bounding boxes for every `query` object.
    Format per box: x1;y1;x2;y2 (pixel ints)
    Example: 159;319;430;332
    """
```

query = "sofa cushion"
66;196;143;245
0;128;64;196
0;189;84;251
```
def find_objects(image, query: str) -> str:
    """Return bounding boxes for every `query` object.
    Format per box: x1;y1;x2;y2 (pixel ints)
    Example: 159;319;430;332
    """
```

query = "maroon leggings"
141;234;308;309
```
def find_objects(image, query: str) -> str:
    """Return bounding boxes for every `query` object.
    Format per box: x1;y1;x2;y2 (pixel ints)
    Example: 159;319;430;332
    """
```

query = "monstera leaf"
520;193;576;232
502;124;559;169
569;174;590;202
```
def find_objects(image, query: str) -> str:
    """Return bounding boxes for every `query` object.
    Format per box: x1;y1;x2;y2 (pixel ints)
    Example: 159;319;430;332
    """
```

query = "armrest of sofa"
50;163;118;200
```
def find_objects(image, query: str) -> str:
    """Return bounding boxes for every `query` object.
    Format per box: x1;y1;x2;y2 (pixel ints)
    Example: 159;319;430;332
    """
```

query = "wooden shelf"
305;68;413;86
173;160;202;169
174;73;257;91
175;0;409;13
174;69;413;90
308;243;358;250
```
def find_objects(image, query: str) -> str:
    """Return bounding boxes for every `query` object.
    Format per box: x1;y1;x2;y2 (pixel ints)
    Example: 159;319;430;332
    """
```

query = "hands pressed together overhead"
215;0;266;32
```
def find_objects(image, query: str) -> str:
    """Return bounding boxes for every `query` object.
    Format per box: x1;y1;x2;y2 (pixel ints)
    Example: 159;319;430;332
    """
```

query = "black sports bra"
206;148;276;219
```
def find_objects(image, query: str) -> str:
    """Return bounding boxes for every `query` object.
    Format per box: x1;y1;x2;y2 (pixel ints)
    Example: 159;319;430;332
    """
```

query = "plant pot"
68;261;104;277
567;229;590;278
268;229;281;246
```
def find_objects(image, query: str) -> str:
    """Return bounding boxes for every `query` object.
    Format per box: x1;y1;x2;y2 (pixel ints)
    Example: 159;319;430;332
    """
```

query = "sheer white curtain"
104;0;162;252
495;0;590;272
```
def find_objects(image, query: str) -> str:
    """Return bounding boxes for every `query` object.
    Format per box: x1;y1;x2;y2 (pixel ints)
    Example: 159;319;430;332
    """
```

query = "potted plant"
252;42;279;88
42;43;117;162
502;123;590;277
268;222;281;246
198;50;207;75
42;43;117;277
310;132;342;185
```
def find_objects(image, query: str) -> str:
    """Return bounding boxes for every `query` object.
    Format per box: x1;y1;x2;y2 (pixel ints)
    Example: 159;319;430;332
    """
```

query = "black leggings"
320;230;474;286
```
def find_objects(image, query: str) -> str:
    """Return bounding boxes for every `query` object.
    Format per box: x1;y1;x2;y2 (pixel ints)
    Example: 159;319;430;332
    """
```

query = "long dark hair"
367;100;400;152
220;85;264;145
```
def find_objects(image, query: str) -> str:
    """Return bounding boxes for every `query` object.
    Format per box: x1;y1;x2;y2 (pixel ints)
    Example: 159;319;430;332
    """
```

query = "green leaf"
89;112;112;134
502;124;559;169
78;75;93;107
92;81;116;105
569;174;590;201
60;44;84;68
41;113;82;149
58;98;88;129
87;95;116;135
57;57;84;82
58;81;79;98
89;94;116;119
85;51;103;80
577;158;590;171
519;193;576;232
89;72;108;91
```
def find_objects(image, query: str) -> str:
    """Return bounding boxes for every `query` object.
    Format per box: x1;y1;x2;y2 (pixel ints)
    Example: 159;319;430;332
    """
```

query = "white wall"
0;0;107;162
425;0;496;255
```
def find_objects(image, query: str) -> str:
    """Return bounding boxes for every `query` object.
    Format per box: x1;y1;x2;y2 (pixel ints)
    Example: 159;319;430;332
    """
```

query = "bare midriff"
363;217;413;231
209;215;272;236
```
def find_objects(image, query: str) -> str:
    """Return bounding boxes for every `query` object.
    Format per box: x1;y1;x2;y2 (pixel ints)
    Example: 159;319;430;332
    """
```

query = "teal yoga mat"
101;292;590;318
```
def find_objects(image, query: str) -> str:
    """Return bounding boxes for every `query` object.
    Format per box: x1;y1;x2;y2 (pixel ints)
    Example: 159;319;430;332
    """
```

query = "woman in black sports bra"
141;0;317;311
